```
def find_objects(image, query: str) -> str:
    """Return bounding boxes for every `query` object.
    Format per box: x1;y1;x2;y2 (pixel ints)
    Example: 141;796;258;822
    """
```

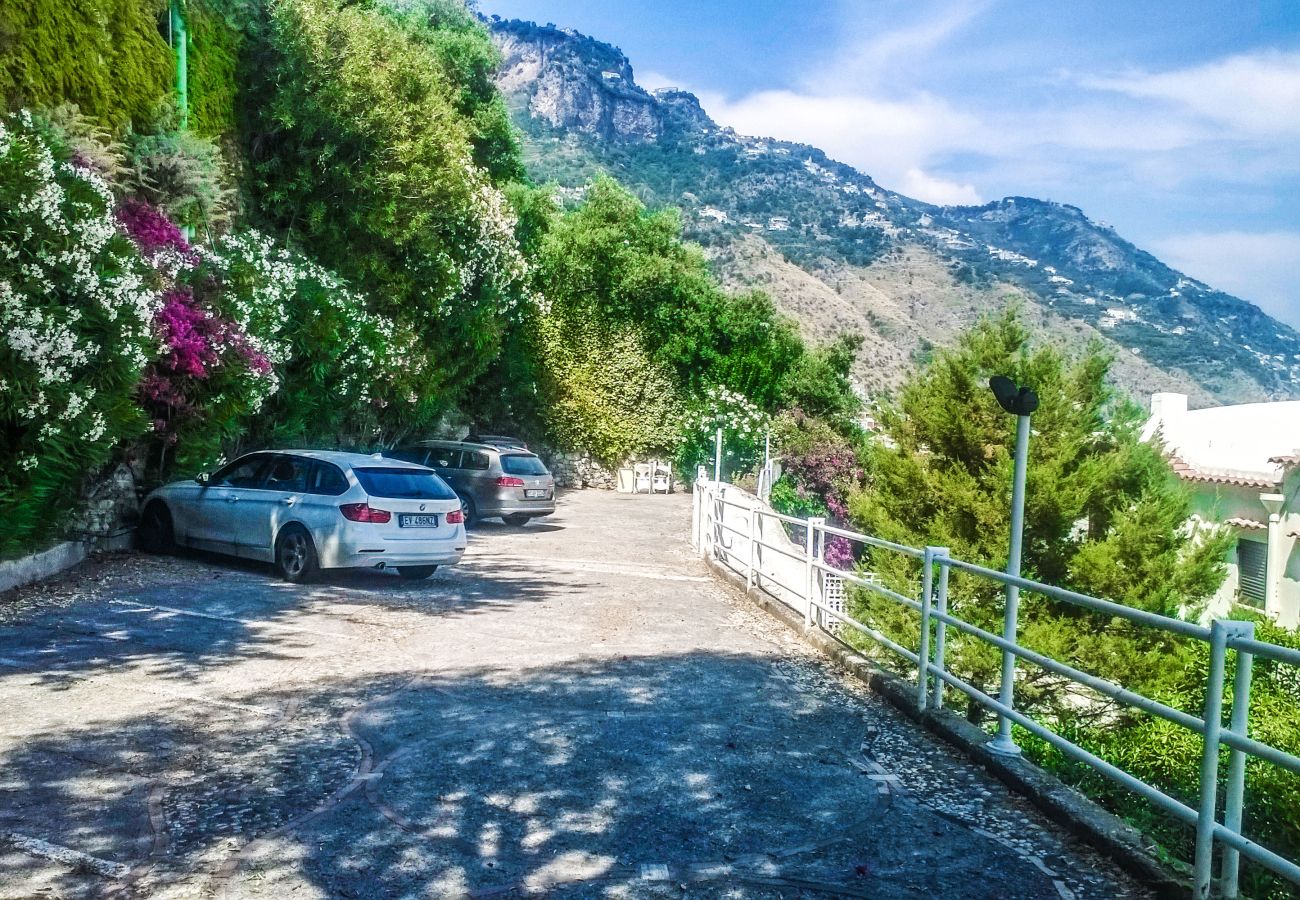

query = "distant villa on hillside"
1143;393;1300;627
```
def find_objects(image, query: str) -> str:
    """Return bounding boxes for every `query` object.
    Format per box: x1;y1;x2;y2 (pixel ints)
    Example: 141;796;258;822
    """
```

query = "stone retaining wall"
1;458;143;593
541;449;618;490
68;458;145;540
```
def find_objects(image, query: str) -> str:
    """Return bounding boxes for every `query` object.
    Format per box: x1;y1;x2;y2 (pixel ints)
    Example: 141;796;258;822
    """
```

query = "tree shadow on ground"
0;652;1064;899
0;551;571;686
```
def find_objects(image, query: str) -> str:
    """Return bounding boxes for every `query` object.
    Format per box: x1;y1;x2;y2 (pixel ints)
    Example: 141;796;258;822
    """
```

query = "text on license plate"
525;489;547;499
398;514;439;528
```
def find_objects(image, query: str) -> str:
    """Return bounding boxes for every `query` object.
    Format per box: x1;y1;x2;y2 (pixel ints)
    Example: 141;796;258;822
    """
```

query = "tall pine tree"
848;309;1229;723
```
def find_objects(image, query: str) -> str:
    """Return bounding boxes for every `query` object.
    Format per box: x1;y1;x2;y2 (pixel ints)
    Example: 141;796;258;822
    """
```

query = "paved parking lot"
0;490;1148;898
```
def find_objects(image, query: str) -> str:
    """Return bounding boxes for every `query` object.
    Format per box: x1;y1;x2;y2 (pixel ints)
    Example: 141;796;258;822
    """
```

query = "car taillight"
339;502;391;523
496;476;525;487
446;509;465;525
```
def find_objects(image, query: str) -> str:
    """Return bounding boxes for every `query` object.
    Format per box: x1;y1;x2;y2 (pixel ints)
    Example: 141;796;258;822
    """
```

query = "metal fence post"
694;466;707;557
746;502;759;593
930;548;951;710
807;518;826;629
704;484;717;562
803;517;817;627
917;547;938;712
691;478;700;552
1195;619;1234;899
1222;620;1257;900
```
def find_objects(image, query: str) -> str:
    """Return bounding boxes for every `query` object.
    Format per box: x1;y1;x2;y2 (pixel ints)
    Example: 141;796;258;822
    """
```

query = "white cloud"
1150;231;1300;327
901;168;982;206
609;6;1300;306
1083;51;1300;137
804;1;990;92
699;89;983;200
635;70;679;93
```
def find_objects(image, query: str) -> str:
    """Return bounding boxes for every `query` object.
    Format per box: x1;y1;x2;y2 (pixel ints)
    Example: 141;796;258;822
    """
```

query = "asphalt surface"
0;490;1150;898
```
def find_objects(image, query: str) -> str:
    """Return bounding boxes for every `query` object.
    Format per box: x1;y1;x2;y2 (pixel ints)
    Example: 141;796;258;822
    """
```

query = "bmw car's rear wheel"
397;566;438;580
275;526;319;583
138;502;175;554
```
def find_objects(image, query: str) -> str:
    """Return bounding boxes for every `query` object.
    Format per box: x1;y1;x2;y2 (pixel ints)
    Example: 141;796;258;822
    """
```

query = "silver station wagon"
384;440;556;526
138;450;466;581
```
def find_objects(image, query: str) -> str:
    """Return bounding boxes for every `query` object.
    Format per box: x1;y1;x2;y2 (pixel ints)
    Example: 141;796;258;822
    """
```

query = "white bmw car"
138;450;467;581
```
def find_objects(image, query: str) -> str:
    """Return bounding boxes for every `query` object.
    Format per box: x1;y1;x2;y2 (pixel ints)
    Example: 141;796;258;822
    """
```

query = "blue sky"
481;0;1300;326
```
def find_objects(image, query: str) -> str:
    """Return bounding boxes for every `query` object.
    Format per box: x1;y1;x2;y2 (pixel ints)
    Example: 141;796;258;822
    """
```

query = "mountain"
487;17;1300;407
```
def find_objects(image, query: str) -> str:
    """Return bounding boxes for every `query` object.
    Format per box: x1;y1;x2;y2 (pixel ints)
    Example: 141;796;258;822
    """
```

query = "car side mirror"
195;472;211;486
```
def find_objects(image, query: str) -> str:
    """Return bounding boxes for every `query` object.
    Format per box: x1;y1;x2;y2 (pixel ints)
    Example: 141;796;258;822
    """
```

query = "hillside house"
1143;392;1300;627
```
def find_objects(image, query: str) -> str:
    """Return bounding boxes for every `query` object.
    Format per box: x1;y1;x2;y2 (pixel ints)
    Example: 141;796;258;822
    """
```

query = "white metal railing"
691;477;1300;900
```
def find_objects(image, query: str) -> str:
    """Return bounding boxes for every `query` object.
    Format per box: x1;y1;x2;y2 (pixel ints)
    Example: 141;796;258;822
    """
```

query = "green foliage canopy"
0;0;172;130
535;176;805;409
848;309;1230;719
244;0;530;418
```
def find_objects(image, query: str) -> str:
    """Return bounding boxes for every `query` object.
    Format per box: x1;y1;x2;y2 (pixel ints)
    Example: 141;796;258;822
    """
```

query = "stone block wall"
541;449;618;490
68;458;145;539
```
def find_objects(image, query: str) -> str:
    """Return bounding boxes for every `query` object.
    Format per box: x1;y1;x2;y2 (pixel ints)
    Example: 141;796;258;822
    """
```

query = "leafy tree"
241;0;529;425
779;332;863;428
848;309;1230;722
535;176;805;410
375;0;525;183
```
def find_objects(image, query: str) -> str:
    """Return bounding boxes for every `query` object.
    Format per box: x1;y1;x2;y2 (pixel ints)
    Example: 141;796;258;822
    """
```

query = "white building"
1143;392;1300;627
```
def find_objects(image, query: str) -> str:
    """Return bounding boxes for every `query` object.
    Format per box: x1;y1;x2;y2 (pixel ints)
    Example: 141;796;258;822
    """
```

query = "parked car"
384;440;555;527
465;433;529;451
138;450;466;582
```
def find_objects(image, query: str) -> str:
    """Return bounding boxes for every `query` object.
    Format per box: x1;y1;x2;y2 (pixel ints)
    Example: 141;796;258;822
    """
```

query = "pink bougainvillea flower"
117;200;197;264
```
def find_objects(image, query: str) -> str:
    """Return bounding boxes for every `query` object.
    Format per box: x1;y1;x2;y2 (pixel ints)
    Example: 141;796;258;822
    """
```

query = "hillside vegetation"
489;17;1300;407
0;0;854;557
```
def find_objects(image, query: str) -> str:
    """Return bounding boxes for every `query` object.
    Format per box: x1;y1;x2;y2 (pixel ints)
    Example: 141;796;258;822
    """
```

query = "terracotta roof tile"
1169;456;1279;489
1223;517;1267;530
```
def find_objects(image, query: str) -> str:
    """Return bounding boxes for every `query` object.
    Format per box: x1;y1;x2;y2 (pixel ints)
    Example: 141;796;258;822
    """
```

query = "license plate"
398;514;439;528
525;489;547;499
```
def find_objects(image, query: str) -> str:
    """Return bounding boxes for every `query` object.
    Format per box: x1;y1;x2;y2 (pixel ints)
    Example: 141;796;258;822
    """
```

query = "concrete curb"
0;530;135;595
705;554;1190;899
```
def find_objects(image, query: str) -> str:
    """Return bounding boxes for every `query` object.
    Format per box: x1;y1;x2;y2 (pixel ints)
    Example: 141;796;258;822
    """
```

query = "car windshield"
353;467;457;500
501;454;549;476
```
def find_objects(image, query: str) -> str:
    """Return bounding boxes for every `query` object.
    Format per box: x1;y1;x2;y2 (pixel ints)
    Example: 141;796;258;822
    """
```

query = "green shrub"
534;312;683;467
200;230;420;453
1024;619;1300;899
124;121;234;234
676;385;768;479
0;113;160;557
0;0;172;130
187;0;244;138
242;0;530;415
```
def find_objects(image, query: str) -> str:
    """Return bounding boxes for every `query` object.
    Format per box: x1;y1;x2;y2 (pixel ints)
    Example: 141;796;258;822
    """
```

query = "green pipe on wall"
170;0;188;128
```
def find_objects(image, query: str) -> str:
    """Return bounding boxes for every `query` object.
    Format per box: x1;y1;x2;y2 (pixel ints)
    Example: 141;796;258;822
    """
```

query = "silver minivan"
385;440;556;526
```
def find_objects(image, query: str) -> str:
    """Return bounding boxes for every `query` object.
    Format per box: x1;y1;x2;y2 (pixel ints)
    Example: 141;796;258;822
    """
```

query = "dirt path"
0;490;1148;898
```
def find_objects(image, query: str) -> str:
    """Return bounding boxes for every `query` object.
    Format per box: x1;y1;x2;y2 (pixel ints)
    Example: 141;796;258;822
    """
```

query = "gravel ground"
0;490;1151;898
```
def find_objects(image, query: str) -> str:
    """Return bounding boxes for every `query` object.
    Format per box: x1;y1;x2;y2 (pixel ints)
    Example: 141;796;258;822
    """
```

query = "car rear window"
310;463;350;496
501;454;549;476
386;448;429;466
353;467;457;500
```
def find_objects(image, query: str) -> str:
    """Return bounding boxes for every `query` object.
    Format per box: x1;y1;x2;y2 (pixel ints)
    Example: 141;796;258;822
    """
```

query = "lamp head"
989;375;1039;416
